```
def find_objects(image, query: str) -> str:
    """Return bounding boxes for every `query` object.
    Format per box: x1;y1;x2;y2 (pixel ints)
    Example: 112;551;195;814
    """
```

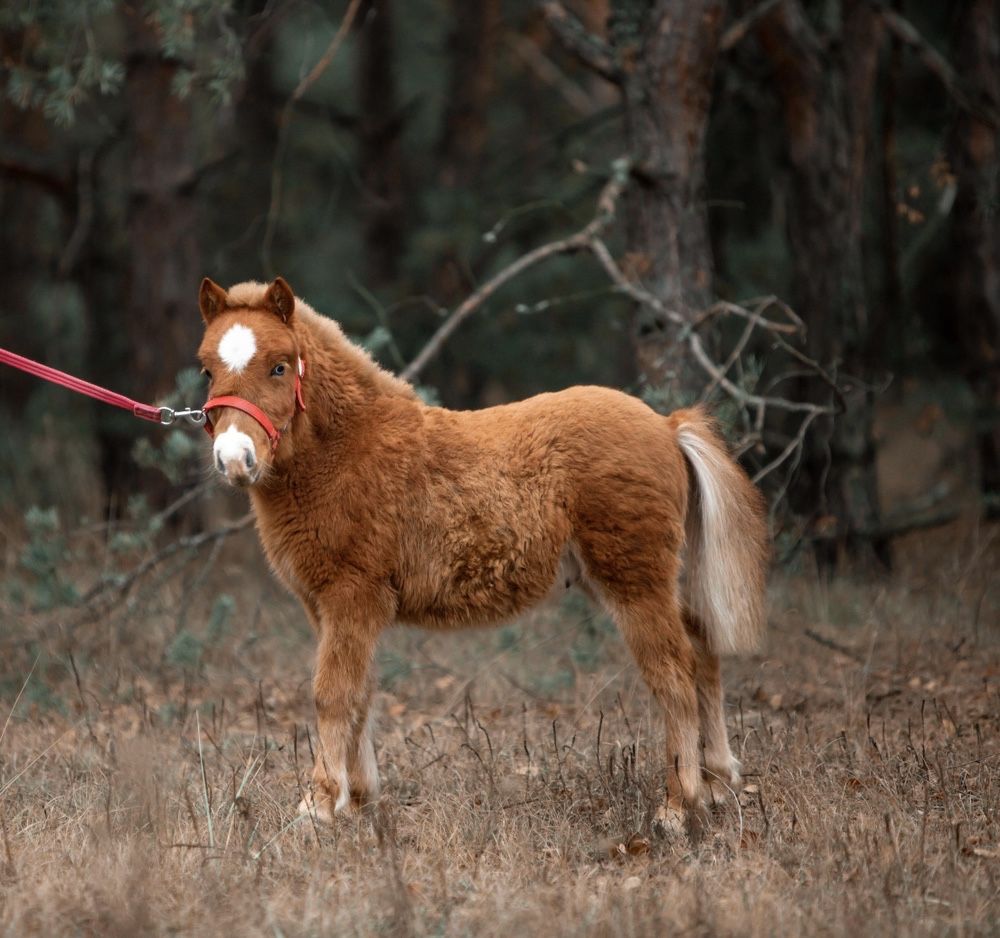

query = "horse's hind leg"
611;590;703;823
683;608;742;805
348;691;380;808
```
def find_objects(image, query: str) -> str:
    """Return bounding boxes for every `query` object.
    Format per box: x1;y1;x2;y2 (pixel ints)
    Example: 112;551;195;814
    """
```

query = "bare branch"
506;33;594;116
401;170;627;382
537;1;622;85
401;158;841;497
57;149;96;278
76;513;254;615
719;0;784;53
261;0;366;275
869;0;999;126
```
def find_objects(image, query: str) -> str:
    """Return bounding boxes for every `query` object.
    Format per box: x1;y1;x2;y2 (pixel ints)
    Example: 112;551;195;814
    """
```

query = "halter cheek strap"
203;357;306;453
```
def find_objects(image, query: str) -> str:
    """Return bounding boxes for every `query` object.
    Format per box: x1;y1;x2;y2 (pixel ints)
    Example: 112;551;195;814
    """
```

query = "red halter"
203;357;306;452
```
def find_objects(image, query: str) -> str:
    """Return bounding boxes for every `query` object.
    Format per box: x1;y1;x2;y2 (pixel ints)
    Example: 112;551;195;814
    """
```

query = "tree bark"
610;0;726;399
124;7;202;400
356;0;406;285
947;0;1000;511
757;0;888;566
438;0;502;189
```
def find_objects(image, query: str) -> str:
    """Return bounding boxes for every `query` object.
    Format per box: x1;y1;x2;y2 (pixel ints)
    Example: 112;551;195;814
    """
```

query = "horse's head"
197;277;304;487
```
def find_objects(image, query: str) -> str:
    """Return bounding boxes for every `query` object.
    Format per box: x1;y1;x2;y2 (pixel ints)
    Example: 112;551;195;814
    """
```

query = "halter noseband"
202;357;306;453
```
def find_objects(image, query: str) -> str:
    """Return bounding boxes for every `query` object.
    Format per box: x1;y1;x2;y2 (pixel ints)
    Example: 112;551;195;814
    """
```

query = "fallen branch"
76;512;254;616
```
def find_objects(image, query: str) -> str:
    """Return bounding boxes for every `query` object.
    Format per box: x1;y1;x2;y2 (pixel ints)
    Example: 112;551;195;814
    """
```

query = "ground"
0;518;997;937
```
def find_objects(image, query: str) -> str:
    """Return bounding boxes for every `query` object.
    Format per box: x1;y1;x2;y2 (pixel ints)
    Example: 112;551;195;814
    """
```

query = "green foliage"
0;648;66;714
1;1;122;124
131;367;207;484
133;430;200;485
7;507;78;611
167;592;235;674
160;0;244;104
1;0;243;125
378;647;414;690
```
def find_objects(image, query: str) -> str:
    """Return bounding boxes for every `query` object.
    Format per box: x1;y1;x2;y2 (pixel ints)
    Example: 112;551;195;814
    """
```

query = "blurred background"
0;0;996;598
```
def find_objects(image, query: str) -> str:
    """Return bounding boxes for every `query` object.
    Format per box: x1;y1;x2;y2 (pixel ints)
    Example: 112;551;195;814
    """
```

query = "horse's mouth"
226;466;262;488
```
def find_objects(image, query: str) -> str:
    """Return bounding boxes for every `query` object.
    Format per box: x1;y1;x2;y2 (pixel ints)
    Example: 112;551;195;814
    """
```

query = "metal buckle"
158;406;207;427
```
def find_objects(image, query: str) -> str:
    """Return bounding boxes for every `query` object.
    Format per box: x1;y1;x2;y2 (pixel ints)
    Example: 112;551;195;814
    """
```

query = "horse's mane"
225;281;417;401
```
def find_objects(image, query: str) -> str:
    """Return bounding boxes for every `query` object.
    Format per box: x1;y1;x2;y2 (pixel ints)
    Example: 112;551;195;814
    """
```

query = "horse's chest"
254;482;391;594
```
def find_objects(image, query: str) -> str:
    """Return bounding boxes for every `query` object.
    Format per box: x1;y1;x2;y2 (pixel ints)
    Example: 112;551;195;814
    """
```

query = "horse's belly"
396;539;581;630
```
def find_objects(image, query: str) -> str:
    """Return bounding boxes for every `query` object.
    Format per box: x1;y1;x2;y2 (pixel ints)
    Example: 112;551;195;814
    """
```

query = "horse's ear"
199;278;228;323
264;277;295;324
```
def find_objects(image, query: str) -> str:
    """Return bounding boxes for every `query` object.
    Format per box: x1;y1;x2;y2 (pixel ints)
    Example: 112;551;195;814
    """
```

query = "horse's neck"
293;306;417;434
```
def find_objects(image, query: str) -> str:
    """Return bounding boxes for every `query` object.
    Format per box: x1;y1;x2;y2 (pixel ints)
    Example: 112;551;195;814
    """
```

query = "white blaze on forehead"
213;425;256;466
218;323;257;373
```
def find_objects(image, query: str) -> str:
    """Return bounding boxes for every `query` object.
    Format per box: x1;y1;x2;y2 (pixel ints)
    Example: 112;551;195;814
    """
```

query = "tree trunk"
610;0;726;400
124;8;201;400
757;0;888;566
438;0;502;189
356;0;406;285
87;6;204;507
947;0;1000;512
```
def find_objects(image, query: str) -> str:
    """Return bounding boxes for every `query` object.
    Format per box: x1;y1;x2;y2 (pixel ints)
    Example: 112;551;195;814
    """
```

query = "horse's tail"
674;408;769;654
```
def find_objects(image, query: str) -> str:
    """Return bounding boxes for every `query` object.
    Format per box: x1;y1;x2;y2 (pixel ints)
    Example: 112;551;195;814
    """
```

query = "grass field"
1;518;998;936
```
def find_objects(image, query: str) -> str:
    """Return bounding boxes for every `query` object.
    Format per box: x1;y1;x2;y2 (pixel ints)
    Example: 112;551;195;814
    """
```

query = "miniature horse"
196;277;769;826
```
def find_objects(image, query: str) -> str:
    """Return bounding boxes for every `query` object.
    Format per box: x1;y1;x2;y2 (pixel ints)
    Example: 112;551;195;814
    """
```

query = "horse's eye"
271;363;287;377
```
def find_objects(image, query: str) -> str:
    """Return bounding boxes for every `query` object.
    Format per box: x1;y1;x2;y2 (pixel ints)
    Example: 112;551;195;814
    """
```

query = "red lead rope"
0;345;307;446
0;345;164;422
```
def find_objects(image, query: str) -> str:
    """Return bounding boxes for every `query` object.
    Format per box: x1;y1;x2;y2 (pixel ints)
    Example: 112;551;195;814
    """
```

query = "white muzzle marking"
214;425;257;482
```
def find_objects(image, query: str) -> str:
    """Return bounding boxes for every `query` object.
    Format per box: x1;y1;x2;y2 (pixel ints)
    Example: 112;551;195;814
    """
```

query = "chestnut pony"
196;277;768;825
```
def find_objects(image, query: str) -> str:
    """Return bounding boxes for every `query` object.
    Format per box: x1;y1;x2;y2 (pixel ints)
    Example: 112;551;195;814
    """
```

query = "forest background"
0;2;998;936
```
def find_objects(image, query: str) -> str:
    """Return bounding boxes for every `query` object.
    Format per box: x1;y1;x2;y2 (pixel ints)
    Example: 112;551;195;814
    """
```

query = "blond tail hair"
675;408;769;654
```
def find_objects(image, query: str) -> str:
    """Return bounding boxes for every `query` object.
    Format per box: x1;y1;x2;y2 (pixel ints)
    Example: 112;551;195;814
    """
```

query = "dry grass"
1;520;998;937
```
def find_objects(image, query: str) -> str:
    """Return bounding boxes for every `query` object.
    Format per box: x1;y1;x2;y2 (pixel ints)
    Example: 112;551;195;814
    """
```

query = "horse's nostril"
216;452;225;473
245;450;255;469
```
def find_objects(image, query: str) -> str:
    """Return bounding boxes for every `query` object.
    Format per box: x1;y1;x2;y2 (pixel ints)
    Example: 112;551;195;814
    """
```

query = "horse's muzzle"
213;424;260;486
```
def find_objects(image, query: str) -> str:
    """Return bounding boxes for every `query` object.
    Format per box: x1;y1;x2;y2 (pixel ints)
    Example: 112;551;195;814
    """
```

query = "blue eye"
271;363;287;377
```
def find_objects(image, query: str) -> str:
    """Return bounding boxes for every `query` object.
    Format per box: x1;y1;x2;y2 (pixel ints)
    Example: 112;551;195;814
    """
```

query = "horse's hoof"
653;801;687;838
703;757;743;806
655;797;708;844
297;790;335;824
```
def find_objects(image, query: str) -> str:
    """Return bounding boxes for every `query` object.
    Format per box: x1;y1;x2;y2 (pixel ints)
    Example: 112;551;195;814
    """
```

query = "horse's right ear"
199;278;228;323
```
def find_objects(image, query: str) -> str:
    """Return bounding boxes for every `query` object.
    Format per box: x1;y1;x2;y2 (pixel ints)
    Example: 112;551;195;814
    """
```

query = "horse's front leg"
298;584;392;822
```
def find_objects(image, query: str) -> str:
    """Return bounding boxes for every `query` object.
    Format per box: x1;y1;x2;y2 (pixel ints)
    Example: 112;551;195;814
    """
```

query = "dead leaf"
962;844;1000;860
625;834;650;856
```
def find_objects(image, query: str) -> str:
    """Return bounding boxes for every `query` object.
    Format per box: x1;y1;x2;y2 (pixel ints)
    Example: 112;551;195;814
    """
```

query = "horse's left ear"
264;277;295;324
